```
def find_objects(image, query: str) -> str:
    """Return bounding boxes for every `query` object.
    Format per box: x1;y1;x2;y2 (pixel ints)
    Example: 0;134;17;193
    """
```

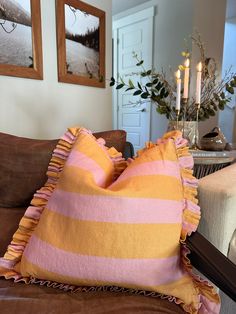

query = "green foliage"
128;79;135;88
109;55;170;112
141;92;149;99
226;83;234;94
125;87;134;91
136;60;144;66
110;77;115;86
133;90;142;96
109;48;236;121
138;82;142;90
116;83;125;89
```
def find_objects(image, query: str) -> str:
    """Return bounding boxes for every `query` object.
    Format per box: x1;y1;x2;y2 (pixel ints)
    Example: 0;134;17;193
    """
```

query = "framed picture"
56;0;105;88
0;0;43;80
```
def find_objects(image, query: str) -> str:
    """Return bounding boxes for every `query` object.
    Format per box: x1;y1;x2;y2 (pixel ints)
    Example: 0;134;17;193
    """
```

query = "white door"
113;7;154;153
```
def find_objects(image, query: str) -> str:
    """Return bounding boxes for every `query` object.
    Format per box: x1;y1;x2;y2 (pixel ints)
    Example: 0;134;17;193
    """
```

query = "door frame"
112;7;155;132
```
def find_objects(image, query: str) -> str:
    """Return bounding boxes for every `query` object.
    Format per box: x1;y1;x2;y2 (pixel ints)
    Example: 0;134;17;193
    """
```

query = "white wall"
219;18;236;143
112;0;150;16
0;0;112;139
150;0;194;141
192;0;227;138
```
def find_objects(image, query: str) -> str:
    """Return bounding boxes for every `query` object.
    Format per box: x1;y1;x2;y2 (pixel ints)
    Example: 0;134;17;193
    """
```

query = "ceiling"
112;0;236;20
226;0;236;19
112;0;150;16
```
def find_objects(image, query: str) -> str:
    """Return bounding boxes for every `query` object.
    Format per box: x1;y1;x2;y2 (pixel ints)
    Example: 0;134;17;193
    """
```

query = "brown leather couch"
0;130;235;314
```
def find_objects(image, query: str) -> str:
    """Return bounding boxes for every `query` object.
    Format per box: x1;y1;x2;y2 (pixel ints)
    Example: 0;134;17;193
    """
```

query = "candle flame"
176;69;181;79
197;62;202;72
185;58;190;67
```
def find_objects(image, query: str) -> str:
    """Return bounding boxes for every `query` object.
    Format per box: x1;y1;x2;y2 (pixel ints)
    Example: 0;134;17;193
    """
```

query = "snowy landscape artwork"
65;4;100;79
0;0;33;67
57;0;105;87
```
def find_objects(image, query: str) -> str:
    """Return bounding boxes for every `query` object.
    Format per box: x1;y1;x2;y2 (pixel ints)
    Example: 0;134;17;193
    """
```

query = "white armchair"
198;163;236;314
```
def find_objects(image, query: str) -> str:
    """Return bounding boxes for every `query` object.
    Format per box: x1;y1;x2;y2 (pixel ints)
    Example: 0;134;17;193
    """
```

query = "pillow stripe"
47;190;183;224
68;145;114;172
67;150;111;187
57;168;183;200
21;254;196;299
34;210;181;259
109;160;181;186
73;133;114;171
22;235;183;287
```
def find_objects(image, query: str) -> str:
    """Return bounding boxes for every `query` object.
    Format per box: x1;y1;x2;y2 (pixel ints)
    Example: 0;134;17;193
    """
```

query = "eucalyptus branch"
132;52;154;83
110;33;236;121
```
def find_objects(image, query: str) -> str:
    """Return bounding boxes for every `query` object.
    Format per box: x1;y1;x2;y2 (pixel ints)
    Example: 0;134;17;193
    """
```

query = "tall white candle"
196;62;202;104
183;58;190;99
176;70;181;110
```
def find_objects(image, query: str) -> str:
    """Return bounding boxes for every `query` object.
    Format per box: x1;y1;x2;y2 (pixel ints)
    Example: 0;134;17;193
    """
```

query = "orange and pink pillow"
0;127;220;313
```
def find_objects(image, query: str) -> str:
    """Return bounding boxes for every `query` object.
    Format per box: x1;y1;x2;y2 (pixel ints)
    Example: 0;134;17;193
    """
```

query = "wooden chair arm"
186;231;236;302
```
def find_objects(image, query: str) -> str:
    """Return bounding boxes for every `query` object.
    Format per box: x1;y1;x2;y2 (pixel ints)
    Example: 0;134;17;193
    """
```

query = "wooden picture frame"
56;0;105;88
0;0;43;80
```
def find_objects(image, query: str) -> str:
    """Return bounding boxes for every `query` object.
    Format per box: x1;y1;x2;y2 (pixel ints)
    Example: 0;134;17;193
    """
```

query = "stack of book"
189;149;236;158
189;149;236;178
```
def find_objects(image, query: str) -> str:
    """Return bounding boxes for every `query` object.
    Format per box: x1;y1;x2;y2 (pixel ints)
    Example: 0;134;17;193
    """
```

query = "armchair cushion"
0;127;219;313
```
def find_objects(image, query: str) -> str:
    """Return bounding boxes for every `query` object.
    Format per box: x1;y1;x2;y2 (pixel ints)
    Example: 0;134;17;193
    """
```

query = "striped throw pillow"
0;127;220;314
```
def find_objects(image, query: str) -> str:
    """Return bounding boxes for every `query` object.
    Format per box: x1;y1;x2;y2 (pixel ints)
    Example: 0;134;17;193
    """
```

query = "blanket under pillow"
0;127;220;313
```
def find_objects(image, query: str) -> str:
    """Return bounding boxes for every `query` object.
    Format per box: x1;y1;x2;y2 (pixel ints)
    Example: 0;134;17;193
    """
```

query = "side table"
189;150;236;179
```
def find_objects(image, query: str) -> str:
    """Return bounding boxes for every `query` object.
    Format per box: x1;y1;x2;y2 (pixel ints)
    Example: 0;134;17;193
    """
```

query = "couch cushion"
94;130;126;154
228;230;236;264
0;127;220;313
198;163;236;256
0;207;27;257
0;132;58;208
0;130;126;208
0;279;185;314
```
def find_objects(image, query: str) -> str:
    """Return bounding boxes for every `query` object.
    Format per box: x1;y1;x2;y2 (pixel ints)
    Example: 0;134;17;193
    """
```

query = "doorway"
112;7;154;153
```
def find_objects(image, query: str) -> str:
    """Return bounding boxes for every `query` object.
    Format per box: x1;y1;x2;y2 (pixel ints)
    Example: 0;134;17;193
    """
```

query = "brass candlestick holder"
192;103;200;150
175;109;180;130
182;97;188;138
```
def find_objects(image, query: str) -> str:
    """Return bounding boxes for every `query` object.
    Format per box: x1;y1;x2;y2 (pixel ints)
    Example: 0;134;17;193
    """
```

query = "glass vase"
167;120;199;149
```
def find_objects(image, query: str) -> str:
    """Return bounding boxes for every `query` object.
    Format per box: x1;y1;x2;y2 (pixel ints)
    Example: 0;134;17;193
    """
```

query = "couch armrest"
186;231;236;302
123;141;134;160
198;163;236;255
